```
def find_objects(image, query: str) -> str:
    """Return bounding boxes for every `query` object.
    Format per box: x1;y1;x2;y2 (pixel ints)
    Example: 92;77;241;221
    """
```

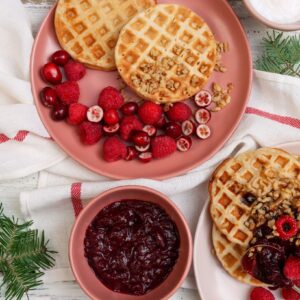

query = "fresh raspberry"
67;103;88;125
284;257;300;281
138;101;162;125
282;280;300;300
275;215;298;240
98;86;124;111
120;115;143;141
64;61;86;81
250;287;274;300
55;81;80;105
79;121;103;145
151;135;176;159
103;136;127;162
166;102;192;122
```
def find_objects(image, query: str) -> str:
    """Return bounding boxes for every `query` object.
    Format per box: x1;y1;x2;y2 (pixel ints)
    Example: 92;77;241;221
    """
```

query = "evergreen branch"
0;203;57;300
256;31;300;77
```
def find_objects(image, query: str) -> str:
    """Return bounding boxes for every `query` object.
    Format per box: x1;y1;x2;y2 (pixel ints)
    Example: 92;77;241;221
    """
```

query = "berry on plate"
194;90;212;107
282;288;300;300
103;136;127;162
104;109;119;125
151;136;176;159
41;62;62;85
51;103;68;121
250;287;274;300
67;103;88;125
132;131;150;147
138;101;162;125
284;257;300;281
165;122;182;139
98;86;124;111
87;105;103;123
182;120;195;136
125;146;138;161
155;116;166;128
120;115;143;141
121;102;138;116
196;124;211;139
51;50;70;66
142;125;157;137
103;123;120;135
79;121;103;145
276;215;298;240
166;102;192;122
195;108;211;124
139;152;152;163
135;144;150;152
55;81;80;105
64;61;86;81
40;87;58;107
177;136;192;152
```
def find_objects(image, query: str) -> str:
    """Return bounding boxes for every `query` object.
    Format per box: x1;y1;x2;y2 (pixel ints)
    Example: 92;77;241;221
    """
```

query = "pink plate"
30;0;252;180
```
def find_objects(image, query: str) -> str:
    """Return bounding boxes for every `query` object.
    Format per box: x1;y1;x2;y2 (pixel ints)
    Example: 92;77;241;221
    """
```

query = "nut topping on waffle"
209;148;300;247
115;4;217;103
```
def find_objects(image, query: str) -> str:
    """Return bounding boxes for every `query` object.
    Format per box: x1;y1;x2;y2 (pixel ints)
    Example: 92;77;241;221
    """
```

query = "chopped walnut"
214;41;229;73
211;82;233;112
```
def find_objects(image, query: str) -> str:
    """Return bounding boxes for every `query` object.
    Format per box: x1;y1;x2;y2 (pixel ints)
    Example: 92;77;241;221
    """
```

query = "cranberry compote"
84;200;180;295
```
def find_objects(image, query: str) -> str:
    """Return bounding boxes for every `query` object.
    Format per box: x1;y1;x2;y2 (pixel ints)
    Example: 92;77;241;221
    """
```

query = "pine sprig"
256;31;300;77
0;204;56;300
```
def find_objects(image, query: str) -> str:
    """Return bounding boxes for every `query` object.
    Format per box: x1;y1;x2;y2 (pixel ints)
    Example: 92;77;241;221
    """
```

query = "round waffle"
212;225;264;286
209;147;300;247
54;0;156;71
115;4;217;103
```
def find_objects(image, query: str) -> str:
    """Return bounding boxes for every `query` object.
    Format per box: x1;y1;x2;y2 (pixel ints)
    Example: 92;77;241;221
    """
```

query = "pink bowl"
243;0;300;31
69;185;192;300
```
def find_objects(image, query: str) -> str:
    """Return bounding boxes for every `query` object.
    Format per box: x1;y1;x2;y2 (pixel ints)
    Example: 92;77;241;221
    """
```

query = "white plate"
193;142;300;300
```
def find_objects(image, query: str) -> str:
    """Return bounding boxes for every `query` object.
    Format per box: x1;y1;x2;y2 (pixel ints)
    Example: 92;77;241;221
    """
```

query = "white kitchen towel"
2;0;300;291
19;71;300;289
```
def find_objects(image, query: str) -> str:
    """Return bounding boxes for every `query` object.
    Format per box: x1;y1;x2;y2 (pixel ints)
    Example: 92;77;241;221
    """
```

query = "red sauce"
84;200;180;295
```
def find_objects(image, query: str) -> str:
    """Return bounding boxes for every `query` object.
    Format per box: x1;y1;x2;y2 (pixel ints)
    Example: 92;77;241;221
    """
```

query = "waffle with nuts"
54;0;156;71
209;147;300;248
115;4;217;103
212;224;265;286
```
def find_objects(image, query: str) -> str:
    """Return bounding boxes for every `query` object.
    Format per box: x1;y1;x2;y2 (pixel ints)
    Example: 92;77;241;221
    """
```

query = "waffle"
212;225;264;286
209;147;300;247
115;4;217;103
54;0;156;71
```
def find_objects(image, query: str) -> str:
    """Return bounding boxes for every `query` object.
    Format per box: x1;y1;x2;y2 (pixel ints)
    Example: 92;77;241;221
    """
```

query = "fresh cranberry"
40;87;58;107
177;136;192;152
155;116;166;128
104;109;119;125
139;152;152;163
125;146;138;161
135;144;150;152
132;130;150;147
143;125;157;137
51;103;68;121
51;50;70;66
103;123;120;135
121;102;138;116
41;62;62;84
165;122;182;139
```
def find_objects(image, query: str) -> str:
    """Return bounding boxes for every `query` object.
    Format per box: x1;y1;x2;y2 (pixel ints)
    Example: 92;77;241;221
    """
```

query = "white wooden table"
3;0;297;299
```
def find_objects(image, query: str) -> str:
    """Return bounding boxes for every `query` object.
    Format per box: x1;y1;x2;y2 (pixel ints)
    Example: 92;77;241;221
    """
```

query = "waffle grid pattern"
212;225;264;286
115;4;217;103
210;148;300;247
55;0;155;70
